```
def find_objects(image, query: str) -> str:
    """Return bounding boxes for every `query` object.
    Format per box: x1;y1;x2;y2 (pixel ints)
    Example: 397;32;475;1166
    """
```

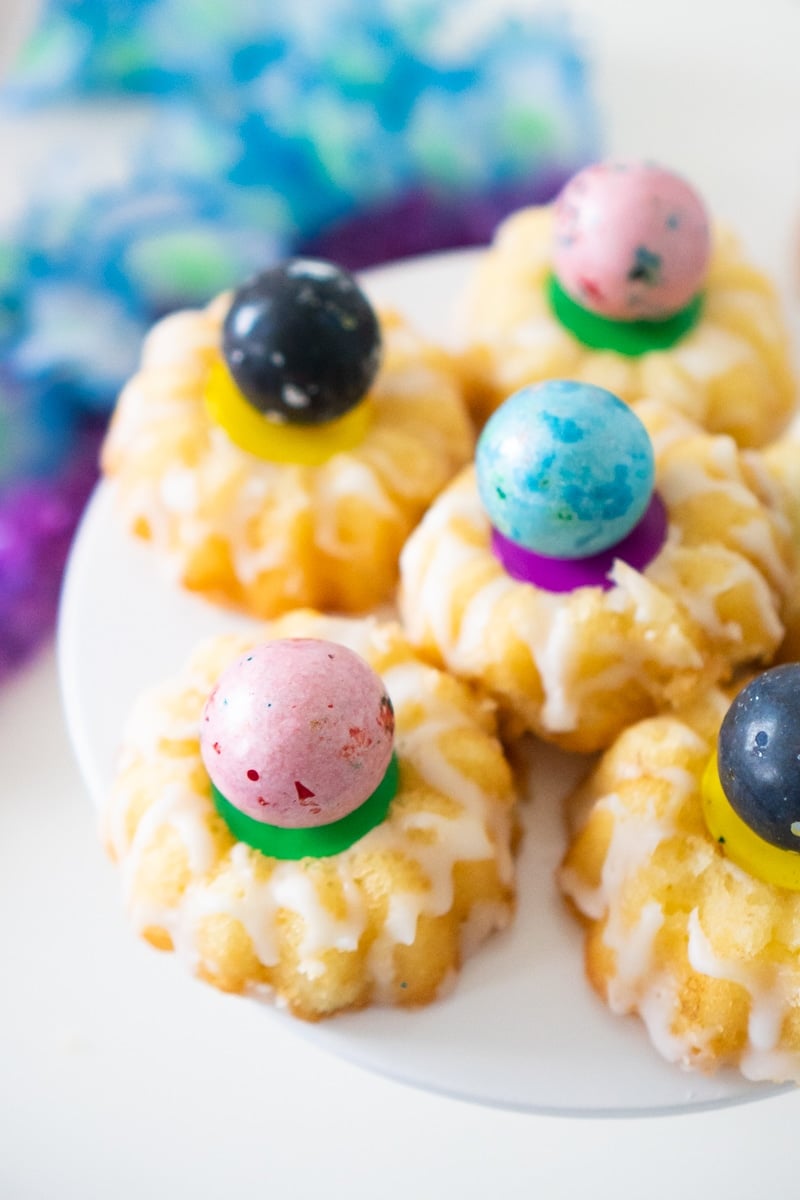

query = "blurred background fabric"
0;0;599;682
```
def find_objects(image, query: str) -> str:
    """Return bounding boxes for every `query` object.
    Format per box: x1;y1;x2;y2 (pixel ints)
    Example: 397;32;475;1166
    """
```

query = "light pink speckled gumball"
552;161;711;321
200;639;395;828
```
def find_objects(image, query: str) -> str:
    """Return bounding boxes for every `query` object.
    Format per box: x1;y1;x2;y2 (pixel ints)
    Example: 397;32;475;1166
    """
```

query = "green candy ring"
211;753;399;860
546;273;703;357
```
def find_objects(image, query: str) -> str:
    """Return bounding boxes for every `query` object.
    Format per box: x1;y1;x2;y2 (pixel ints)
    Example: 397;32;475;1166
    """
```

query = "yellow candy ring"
205;257;382;466
204;356;373;466
701;666;800;891
701;753;800;891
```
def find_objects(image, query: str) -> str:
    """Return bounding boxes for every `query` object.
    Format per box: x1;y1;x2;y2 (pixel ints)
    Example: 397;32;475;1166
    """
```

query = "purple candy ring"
490;491;668;593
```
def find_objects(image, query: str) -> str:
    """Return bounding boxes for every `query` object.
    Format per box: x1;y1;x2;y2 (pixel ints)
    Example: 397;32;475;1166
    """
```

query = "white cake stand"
58;247;793;1116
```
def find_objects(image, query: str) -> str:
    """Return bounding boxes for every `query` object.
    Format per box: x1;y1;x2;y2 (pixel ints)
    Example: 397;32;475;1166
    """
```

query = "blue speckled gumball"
476;380;655;559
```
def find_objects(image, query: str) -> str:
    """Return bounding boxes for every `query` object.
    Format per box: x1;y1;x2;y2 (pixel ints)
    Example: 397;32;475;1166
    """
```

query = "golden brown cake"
399;399;794;753
458;205;796;446
762;425;800;663
102;297;473;617
559;684;800;1083
104;611;517;1021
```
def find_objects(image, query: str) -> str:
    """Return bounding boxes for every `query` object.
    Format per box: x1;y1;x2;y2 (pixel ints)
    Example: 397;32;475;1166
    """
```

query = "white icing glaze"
734;517;793;594
106;626;514;1005
561;718;800;1082
637;974;702;1065
686;910;800;1082
105;308;471;602
647;549;781;646
457;575;525;664
159;467;200;515
312;460;401;560
400;414;789;741
528;604;584;733
509;315;565;350
670;325;755;382
142;309;218;367
605;900;665;1014
458;210;793;456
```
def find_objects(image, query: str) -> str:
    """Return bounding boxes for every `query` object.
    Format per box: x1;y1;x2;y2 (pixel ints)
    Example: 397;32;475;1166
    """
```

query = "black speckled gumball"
718;664;800;850
222;258;382;425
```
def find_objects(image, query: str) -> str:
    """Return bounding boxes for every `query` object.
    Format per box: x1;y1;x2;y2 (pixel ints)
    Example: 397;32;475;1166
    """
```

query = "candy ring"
545;274;703;356
205;357;373;465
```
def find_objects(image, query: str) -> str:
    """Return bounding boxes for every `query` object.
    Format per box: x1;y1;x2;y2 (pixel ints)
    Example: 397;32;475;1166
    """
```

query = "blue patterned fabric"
0;0;599;678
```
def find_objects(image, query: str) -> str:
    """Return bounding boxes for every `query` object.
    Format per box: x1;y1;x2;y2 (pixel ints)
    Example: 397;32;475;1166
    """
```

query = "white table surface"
3;0;800;1193
1;646;799;1199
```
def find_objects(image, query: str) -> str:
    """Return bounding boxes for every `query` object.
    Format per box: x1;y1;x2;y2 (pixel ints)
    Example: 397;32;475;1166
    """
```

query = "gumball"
717;665;800;851
552;161;710;321
200;638;395;830
476;380;655;559
221;258;381;425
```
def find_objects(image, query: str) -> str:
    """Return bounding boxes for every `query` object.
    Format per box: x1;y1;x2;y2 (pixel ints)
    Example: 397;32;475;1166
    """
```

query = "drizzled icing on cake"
400;407;791;744
458;208;795;447
686;911;800;1082
103;302;472;611
560;712;800;1083
106;622;515;1010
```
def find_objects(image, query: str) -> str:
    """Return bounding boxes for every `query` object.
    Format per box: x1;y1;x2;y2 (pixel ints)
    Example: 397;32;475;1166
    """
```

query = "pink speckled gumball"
552;161;711;321
200;639;395;828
